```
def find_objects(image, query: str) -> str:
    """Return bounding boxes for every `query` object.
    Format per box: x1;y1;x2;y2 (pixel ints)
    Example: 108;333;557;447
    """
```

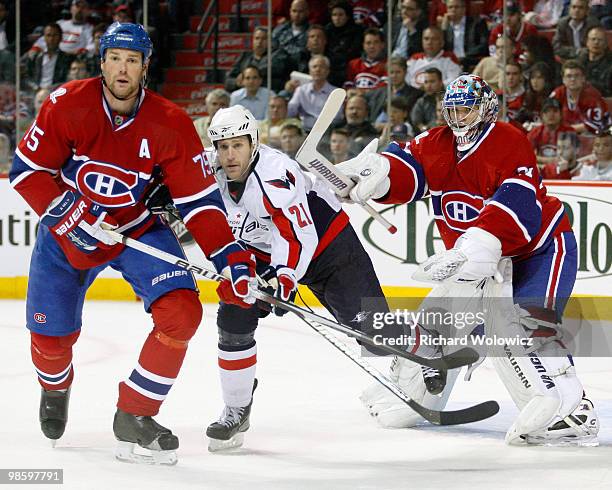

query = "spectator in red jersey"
527;97;578;178
552;0;600;61
497;61;526;123
488;1;538;58
516;61;556;128
405;26;461;89
346;27;387;90
351;0;385;27
550;59;611;134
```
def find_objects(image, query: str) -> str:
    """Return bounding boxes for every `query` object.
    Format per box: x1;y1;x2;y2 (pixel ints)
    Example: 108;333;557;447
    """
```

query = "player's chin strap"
100;225;479;371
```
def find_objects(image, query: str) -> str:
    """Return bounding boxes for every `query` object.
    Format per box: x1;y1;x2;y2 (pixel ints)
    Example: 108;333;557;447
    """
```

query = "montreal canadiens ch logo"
34;313;47;324
76;161;139;207
441;191;484;231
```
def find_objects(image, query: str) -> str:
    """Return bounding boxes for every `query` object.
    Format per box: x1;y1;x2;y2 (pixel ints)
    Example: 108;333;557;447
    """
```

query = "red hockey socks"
31;331;80;391
117;289;202;416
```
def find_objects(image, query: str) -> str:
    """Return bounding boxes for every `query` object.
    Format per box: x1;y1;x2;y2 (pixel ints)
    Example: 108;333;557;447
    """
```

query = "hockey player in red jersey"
9;22;256;464
337;74;599;446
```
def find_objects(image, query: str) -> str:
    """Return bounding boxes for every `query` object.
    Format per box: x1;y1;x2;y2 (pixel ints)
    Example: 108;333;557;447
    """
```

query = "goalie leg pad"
484;260;584;443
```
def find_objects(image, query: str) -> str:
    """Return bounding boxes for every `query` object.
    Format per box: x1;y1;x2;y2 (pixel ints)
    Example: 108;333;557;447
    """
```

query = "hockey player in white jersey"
202;105;441;451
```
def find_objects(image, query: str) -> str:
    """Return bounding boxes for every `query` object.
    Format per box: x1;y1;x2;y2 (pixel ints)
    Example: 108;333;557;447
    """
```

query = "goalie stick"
103;227;479;371
294;88;397;235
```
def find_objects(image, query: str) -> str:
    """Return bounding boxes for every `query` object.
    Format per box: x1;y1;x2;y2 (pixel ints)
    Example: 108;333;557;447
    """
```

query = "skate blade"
523;434;600;447
208;433;244;452
115;441;178;465
50;439;58;448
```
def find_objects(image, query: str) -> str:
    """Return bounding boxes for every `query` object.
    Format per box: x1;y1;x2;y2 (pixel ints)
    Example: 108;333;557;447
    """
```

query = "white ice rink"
1;299;611;489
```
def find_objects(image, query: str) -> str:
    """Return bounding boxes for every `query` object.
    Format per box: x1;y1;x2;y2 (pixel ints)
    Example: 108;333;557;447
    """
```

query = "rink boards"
0;179;610;306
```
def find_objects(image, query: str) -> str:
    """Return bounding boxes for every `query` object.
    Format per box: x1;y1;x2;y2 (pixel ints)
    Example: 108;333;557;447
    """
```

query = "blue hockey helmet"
99;22;153;62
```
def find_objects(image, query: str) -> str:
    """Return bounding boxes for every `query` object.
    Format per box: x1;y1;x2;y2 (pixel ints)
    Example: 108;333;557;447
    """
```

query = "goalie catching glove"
211;243;258;308
413;227;503;283
41;190;118;253
335;139;390;202
259;265;298;317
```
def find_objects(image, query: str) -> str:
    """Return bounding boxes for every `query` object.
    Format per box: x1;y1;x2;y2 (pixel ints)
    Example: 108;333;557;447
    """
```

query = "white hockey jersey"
214;145;349;280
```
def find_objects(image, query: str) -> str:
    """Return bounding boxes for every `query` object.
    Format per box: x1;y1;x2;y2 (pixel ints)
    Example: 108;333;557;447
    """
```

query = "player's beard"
103;72;142;103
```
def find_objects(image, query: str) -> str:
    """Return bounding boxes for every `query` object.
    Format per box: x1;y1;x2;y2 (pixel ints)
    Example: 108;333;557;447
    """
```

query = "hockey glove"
211;242;257;308
41;190;118;253
413;227;503;283
335;139;390;202
259;265;298;316
143;182;182;221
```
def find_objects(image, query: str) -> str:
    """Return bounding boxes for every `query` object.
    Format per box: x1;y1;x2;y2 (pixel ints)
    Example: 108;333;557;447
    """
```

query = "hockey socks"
118;290;202;416
218;342;257;407
31;331;80;391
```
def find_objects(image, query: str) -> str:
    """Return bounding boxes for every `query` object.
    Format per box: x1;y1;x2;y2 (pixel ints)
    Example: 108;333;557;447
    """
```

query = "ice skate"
40;388;70;446
207;379;257;452
113;409;179;465
522;398;600;447
421;365;447;395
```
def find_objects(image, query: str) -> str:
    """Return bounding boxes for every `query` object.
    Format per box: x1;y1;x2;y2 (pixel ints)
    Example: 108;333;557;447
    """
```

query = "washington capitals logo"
266;170;296;190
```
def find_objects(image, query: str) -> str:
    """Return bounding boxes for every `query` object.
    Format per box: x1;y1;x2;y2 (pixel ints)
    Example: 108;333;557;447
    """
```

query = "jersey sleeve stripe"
14;148;59;174
503;177;536;194
9;170;34;188
173;183;219;205
490;181;542;238
182;205;227;224
382;143;428;201
488;201;532;242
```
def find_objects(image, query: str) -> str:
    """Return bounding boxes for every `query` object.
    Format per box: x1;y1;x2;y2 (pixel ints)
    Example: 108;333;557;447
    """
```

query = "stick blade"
410;400;500;426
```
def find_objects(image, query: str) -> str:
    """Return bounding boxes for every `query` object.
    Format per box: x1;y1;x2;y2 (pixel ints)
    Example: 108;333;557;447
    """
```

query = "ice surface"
1;300;610;489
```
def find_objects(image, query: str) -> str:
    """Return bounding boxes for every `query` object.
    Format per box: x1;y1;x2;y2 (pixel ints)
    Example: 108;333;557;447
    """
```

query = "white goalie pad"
483;259;584;443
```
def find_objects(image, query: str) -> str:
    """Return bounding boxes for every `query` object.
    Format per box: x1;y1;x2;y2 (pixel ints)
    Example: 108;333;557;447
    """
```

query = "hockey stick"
294;88;397;234
103;228;478;371
298;315;499;425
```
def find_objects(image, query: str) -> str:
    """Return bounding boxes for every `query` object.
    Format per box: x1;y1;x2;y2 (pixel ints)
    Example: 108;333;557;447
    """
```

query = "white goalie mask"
207;105;260;175
442;75;499;152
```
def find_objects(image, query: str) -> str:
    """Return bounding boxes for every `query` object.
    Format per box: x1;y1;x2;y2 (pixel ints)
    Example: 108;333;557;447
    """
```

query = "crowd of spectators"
0;0;184;173
0;0;611;181
209;0;611;180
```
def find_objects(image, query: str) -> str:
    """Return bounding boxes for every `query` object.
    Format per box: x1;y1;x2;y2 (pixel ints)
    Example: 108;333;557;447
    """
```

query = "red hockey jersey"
377;122;571;257
549;84;610;134
10;78;234;269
